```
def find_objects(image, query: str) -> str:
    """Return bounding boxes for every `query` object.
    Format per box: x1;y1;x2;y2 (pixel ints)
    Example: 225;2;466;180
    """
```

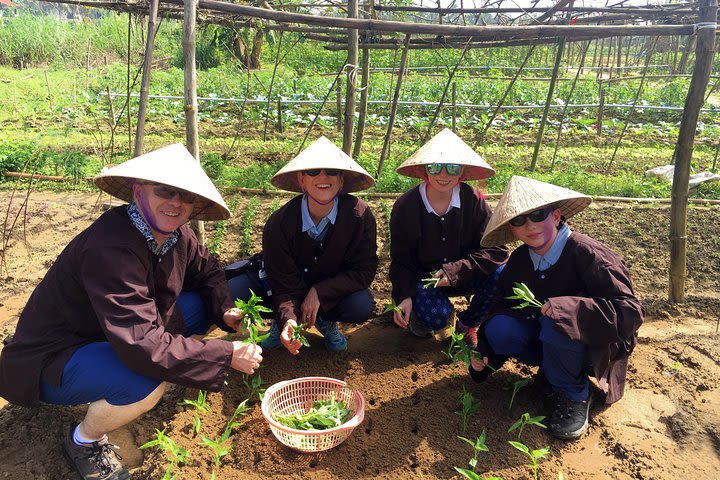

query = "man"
0;144;263;480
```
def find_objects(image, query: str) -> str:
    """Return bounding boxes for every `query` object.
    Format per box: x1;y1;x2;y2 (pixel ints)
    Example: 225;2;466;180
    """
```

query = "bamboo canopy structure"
38;0;720;304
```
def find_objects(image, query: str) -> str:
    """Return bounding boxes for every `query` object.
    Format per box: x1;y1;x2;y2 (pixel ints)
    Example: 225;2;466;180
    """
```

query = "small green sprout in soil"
457;429;489;470
139;428;189;480
508;412;547;439
421;272;441;289
444;325;482;368
505;377;530;410
505;282;544;309
508;441;550;480
178;389;211;436
291;322;311;347
234;289;272;345
273;393;351;430
456;386;482;433
200;400;250;476
454;468;505;480
242;373;266;403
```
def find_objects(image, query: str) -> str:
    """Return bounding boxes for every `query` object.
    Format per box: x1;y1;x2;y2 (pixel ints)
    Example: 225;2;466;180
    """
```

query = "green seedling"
508;412;547;439
508;441;550;480
178;389;211;436
443;326;482;368
291;323;311;347
454;468;504;480
139;428;190;480
458;429;489;470
200;400;250;476
671;360;682;371
242;373;266;403
274;393;351;430
505;377;530;409
421;270;442;289
505;282;544;309
382;300;402;315
456;386;482;433
234;289;272;345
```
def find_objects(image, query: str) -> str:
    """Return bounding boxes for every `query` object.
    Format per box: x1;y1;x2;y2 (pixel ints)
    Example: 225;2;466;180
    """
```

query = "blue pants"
414;264;504;331
40;291;210;406
484;314;589;401
229;271;375;325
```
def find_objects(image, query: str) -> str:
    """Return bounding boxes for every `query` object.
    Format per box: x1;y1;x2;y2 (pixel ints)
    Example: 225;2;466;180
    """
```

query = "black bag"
224;253;272;297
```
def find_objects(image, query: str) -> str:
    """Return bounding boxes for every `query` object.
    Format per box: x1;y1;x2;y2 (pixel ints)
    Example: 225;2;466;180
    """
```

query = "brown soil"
0;190;719;480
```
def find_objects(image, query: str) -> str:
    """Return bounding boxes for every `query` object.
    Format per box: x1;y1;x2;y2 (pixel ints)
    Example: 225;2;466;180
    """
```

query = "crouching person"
470;176;643;440
229;137;378;354
0;144;263;480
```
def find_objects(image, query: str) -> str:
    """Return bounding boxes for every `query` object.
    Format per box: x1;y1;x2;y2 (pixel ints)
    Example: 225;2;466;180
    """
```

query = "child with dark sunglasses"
470;176;644;441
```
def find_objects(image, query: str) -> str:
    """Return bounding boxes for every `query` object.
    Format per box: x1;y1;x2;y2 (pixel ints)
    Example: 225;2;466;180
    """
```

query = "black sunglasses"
304;169;341;177
144;182;197;204
509;207;552;227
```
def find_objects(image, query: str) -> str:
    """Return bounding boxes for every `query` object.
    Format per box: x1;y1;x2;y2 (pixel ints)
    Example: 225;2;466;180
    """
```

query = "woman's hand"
300;287;321;328
223;307;244;332
393;297;413;329
540;301;554;318
280;319;303;355
230;342;263;374
433;269;450;288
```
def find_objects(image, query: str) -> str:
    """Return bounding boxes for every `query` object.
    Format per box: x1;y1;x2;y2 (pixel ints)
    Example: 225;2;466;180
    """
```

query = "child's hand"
433;269;450;288
393;298;413;328
540;302;554;318
280;319;302;355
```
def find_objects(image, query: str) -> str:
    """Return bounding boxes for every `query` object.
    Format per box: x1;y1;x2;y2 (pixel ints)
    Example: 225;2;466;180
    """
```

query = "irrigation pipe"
4;172;720;205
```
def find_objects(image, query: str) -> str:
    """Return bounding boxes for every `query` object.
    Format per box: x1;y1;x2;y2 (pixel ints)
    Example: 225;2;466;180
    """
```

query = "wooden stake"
343;0;358;155
530;38;565;172
336;82;343;131
134;0;159;157
353;46;370;159
451;81;457;132
596;86;605;135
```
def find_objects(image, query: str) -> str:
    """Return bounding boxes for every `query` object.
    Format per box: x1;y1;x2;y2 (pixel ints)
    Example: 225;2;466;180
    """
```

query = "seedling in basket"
291;323;311;347
178;389;211;436
139;428;189;480
505;282;544;309
274;393;351;430
421;271;442;289
508;412;546;439
505;377;530;410
234;290;272;345
456;386;482;433
508;441;550;480
457;429;489;470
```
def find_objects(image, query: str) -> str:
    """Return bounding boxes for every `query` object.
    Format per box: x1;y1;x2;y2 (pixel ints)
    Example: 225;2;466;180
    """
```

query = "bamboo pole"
530;38;565;172
596;86;605;135
262;30;284;141
134;0;159;157
376;34;411;179
353;46;370;159
451;81;457;131
669;0;718;303
335;82;343;131
343;0;358;155
126;13;132;152
183;0;205;244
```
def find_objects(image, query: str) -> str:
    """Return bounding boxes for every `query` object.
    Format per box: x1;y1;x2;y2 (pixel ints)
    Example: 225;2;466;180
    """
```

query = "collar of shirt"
529;223;572;272
127;203;180;256
419;183;461;216
301;195;338;240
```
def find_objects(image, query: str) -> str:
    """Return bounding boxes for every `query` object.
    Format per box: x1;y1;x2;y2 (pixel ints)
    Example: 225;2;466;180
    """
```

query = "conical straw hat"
270;136;375;193
481;176;592;247
396;128;495;181
94;143;231;221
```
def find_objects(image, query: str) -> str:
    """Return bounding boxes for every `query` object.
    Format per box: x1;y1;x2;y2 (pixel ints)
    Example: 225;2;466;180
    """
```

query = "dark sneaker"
548;392;592;440
315;317;347;352
260;321;282;350
63;424;131;480
408;313;434;338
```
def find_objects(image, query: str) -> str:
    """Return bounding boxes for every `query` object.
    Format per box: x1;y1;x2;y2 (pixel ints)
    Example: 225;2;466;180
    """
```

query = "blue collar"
529;223;572;272
301;195;338;241
127;203;180;256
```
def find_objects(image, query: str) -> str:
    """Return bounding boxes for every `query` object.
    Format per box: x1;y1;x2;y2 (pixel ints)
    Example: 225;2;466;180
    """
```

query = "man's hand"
540;301;554;318
393;297;413;329
433;269;450;288
300;287;321;328
230;342;263;374
223;307;244;332
280;319;302;355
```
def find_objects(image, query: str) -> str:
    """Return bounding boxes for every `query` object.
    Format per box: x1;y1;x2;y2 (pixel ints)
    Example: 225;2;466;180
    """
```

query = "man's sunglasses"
508;207;552;227
426;163;463;176
144;182;197;204
304;169;341;177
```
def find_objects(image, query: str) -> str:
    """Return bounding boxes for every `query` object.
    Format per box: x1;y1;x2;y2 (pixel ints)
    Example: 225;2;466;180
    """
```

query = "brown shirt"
0;206;234;407
489;232;644;404
389;183;509;304
262;194;378;327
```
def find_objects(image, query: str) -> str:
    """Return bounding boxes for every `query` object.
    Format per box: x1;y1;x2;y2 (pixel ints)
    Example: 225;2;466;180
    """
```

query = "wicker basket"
261;376;365;453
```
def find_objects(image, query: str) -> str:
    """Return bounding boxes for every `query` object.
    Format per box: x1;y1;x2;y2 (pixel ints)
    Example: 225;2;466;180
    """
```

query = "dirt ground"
0;189;719;480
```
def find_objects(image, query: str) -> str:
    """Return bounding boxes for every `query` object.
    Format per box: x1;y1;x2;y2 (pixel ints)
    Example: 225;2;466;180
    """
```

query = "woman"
471;176;644;440
389;128;508;341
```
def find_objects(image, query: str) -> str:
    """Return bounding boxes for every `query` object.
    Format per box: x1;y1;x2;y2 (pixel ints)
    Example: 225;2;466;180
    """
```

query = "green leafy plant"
508;441;550;480
454;468;504;480
458;429;489;470
291;322;311;347
443;326;483;368
456;386;482;433
200;400;250;477
421;272;441;289
139;428;190;480
242;373;266;403
273;393;351;430
178;390;211;436
234;290;272;345
382;300;402;315
508;412;547;439
505;282;543;309
506;377;530;410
